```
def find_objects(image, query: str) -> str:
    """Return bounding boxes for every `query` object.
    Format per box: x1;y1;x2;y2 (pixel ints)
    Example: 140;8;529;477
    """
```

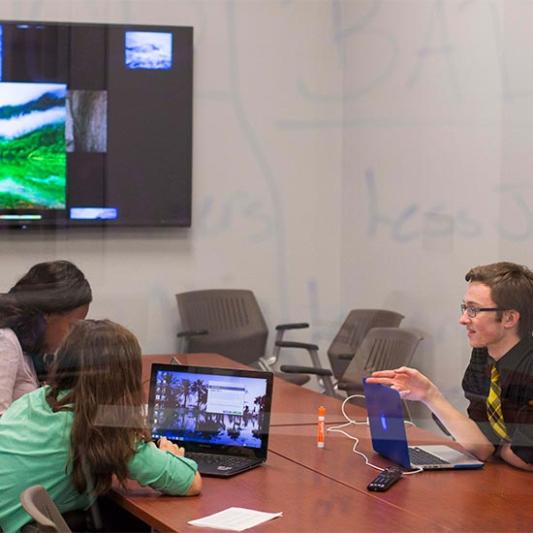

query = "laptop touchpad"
422;445;468;462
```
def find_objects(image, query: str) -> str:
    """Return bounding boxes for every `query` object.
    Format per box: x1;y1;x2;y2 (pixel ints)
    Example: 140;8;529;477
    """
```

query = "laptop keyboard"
408;447;449;465
185;452;252;468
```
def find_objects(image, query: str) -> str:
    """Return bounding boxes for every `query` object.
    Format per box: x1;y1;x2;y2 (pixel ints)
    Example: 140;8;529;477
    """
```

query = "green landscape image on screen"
0;82;67;209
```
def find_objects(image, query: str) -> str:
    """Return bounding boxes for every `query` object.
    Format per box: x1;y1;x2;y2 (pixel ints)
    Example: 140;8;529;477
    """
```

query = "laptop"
148;363;274;477
363;380;484;470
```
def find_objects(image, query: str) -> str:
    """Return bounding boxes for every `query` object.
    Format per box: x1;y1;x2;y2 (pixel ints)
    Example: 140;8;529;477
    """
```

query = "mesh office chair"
176;289;310;385
278;309;404;396
328;309;404;383
339;327;423;420
20;485;71;533
338;327;423;393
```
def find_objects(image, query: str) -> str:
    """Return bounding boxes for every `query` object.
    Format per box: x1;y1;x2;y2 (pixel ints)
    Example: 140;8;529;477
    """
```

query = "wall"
341;0;533;419
3;1;531;421
0;0;343;367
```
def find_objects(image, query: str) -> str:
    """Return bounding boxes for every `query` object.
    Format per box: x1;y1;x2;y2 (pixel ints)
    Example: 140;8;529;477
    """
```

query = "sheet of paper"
188;507;283;531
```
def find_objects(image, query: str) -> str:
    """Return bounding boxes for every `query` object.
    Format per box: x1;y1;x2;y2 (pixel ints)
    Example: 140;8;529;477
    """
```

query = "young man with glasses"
368;262;533;471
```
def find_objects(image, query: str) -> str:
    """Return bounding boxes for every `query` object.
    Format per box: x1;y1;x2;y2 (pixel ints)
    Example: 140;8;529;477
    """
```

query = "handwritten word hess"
365;169;533;242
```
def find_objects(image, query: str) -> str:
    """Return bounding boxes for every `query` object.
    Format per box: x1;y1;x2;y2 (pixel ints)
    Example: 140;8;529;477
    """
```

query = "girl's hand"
158;436;186;457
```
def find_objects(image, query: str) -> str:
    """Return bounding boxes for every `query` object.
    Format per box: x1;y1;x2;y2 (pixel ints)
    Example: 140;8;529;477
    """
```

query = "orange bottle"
317;406;326;448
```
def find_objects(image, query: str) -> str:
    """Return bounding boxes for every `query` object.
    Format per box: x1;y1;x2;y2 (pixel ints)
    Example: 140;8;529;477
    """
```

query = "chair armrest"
432;413;453;438
275;322;309;331
275;341;319;351
176;329;208;338
280;365;333;377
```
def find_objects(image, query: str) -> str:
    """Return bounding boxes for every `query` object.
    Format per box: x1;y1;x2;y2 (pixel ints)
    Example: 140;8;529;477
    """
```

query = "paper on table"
188;507;283;531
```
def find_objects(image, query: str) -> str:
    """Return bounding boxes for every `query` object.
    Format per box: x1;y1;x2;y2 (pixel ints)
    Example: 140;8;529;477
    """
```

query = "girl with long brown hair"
0;319;201;532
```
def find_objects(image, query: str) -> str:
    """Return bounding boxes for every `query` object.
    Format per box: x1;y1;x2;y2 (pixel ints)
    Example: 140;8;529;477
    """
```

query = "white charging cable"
326;394;423;475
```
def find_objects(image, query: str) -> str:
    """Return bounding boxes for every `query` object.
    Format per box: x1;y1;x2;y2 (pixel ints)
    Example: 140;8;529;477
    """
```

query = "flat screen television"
0;20;193;228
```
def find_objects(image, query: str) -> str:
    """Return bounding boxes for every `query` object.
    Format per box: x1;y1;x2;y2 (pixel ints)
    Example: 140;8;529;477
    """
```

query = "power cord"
326;394;423;475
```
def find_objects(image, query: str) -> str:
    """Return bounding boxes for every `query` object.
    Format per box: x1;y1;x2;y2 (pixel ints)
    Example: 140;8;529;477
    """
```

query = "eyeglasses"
460;304;506;318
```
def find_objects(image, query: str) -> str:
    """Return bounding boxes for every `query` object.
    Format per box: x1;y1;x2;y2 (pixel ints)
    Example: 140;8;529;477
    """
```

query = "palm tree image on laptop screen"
0;82;67;210
151;370;269;448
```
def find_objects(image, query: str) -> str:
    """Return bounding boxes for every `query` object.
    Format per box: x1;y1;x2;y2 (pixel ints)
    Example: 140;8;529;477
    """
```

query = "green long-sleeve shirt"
0;386;198;532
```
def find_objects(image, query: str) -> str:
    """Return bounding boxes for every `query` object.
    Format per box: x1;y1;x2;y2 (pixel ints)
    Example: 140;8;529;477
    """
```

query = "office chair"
328;309;404;383
337;327;423;393
176;289;310;385
20;485;71;533
338;327;423;420
278;309;404;396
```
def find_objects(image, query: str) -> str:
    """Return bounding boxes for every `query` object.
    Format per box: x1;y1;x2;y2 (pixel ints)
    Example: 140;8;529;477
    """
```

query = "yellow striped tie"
486;365;510;441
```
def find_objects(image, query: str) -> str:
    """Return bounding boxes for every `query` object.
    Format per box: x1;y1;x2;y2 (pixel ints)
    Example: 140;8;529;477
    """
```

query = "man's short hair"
465;262;533;339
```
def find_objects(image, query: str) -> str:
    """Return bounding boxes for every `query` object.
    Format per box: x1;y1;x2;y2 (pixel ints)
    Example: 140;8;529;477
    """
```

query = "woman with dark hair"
0;260;92;415
0;319;201;532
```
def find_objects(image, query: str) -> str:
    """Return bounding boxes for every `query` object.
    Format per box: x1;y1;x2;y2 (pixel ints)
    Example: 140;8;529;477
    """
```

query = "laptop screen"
148;363;273;459
363;379;413;468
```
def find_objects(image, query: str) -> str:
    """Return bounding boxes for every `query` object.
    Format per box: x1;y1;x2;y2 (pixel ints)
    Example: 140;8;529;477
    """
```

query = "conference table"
110;353;533;532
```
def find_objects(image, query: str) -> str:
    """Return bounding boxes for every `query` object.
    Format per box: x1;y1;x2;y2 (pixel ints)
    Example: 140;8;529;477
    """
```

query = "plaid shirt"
462;337;533;464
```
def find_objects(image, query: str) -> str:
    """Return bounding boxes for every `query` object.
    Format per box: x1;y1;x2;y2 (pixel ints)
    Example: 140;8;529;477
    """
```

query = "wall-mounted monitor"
0;20;193;228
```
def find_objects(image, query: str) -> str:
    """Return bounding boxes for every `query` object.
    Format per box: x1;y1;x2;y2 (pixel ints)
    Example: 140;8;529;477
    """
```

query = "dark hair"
46;319;148;496
0;260;92;354
465;261;533;339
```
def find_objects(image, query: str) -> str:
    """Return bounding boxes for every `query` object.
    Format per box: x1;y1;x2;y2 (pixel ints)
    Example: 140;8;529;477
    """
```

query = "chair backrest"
20;485;71;533
176;289;268;366
340;327;423;392
327;309;404;380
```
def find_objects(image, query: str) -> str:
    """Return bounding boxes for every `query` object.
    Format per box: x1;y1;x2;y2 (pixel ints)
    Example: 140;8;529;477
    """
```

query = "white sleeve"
0;330;23;415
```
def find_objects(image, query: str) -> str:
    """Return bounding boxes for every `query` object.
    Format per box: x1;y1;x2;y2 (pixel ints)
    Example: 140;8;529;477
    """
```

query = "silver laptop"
149;363;273;477
363;380;484;470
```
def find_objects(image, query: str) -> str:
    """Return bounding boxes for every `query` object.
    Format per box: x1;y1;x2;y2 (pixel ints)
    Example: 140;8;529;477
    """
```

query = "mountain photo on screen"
125;31;173;70
0;82;67;209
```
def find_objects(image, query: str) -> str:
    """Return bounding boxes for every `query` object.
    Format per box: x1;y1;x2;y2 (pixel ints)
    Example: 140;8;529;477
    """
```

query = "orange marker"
317;406;326;448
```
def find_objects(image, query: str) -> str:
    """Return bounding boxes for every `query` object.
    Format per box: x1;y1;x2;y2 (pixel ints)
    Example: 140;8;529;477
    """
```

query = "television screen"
0;20;193;228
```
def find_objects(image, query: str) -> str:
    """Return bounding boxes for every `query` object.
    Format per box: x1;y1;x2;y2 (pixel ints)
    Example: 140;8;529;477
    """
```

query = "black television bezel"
0;19;193;230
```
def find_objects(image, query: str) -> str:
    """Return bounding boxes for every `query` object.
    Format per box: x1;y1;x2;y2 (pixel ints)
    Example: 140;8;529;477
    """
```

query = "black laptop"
148;363;274;477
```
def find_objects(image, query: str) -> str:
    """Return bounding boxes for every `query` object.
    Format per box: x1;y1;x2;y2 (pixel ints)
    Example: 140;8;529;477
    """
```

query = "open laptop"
148;363;273;477
363;380;484;470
